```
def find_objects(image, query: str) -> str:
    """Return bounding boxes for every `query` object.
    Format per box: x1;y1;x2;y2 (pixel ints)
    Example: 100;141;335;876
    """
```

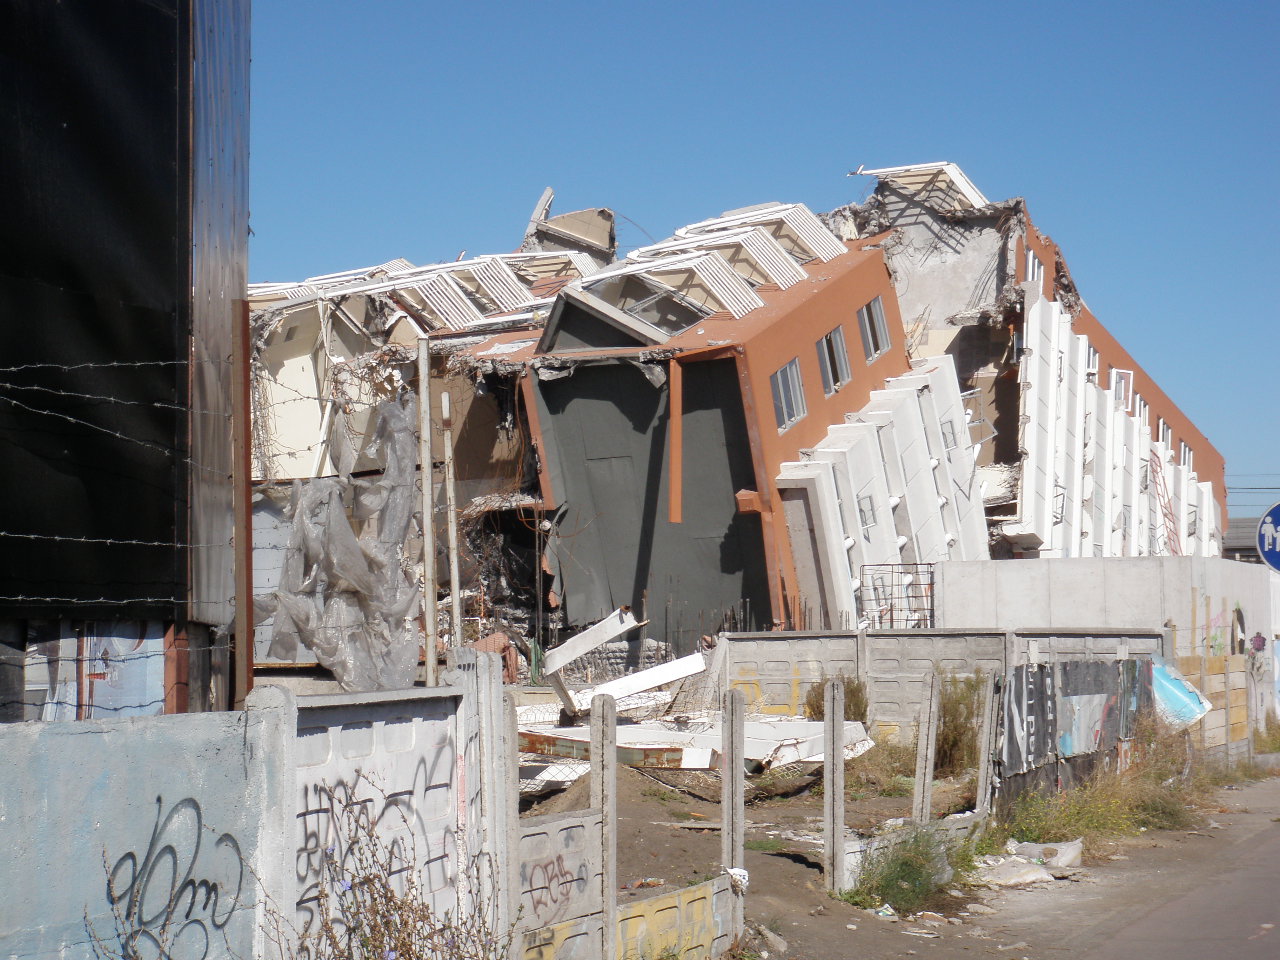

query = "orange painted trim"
668;359;683;524
519;372;556;506
164;623;189;714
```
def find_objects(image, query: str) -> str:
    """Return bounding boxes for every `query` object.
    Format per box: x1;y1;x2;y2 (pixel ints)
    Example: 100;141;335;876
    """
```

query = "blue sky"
249;0;1279;514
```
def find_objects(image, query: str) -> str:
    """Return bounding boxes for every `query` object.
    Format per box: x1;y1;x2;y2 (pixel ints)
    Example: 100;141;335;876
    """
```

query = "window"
940;419;958;450
1024;246;1044;285
1134;395;1148;429
816;325;852;395
1180;442;1193;473
1085;345;1100;380
770;358;806;431
857;296;891;362
1157;418;1172;447
857;494;877;529
1111;369;1133;412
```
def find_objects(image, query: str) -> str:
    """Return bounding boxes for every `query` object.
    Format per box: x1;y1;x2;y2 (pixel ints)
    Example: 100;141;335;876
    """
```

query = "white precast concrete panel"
777;459;858;626
0;687;295;960
293;692;461;932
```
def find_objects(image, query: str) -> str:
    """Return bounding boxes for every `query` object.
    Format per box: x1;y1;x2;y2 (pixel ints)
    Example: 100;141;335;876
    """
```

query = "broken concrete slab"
979;857;1055;887
517;716;873;771
1009;838;1083;868
541;606;642;675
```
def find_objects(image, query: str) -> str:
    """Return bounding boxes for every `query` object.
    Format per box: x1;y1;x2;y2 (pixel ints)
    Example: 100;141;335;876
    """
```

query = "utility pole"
416;339;437;686
441;390;463;648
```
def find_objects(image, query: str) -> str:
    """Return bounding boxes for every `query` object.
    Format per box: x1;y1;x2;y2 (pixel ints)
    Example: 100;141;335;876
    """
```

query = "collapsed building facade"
827;163;1224;560
246;166;1228;684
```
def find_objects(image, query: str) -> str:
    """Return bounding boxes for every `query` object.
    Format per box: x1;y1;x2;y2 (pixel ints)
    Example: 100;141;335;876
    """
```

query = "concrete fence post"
974;672;998;817
912;672;941;825
244;683;298;954
1003;630;1019;672
592;694;618;960
823;678;846;892
500;691;519;945
721;687;746;936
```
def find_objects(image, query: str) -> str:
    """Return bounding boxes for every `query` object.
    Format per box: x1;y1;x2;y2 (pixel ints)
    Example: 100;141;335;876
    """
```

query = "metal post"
592;694;618;960
416;340;437;685
823;678;846;892
441;390;463;648
912;672;941;824
231;299;254;708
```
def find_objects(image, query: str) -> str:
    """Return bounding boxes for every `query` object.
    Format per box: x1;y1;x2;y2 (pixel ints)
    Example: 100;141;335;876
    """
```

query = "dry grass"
996;714;1267;858
936;671;984;779
844;738;918;799
803;673;868;722
1256;712;1280;754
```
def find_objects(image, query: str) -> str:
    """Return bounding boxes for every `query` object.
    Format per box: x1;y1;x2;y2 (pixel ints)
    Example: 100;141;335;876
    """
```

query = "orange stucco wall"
737;247;910;495
716;242;911;623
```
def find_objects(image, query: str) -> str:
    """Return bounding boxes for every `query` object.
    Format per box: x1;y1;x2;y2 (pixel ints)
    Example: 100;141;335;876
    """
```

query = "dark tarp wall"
536;358;771;654
0;0;247;622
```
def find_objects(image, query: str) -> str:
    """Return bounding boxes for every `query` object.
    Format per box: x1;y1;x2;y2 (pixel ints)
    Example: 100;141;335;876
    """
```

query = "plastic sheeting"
256;397;422;691
1151;660;1212;729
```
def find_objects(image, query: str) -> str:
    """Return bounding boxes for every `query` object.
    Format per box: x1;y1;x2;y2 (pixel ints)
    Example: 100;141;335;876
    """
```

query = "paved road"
1080;796;1280;960
985;775;1280;960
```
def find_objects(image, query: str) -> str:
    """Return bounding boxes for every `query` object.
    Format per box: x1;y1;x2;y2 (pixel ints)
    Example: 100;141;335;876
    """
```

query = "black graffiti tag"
106;796;245;960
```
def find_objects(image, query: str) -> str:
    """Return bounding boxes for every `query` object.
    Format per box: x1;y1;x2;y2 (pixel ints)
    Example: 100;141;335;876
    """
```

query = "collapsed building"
246;166;1228;687
827;162;1223;559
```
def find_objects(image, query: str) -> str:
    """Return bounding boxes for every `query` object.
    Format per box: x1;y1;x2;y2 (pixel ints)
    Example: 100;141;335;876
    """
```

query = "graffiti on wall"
518;818;597;928
104;796;245;960
1001;660;1152;776
293;703;460;948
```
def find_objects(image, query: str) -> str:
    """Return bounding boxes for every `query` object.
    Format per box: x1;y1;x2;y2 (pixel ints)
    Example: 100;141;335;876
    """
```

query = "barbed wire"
0;594;234;605
0;394;232;478
0;380;230;417
0;359;230;373
0;531;230;548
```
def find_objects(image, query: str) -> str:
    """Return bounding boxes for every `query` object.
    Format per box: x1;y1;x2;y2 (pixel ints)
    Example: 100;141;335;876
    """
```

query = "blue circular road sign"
1257;506;1280;572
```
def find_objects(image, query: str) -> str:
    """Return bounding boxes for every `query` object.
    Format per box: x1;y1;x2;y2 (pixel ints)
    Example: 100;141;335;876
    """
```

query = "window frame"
857;296;891;363
816;324;852;396
769;357;807;432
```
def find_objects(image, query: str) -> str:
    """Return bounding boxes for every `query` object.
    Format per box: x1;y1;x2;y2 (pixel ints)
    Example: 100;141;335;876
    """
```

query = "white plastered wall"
777;354;988;628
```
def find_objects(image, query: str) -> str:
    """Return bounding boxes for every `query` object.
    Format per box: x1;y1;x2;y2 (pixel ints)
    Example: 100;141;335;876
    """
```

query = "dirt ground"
524;763;1280;960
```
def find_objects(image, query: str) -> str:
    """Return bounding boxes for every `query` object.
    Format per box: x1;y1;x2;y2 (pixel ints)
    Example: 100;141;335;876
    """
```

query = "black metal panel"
188;0;249;627
0;1;242;619
536;358;771;653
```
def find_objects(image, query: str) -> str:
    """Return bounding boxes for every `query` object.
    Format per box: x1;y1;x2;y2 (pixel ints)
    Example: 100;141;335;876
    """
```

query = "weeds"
744;837;786;853
1256;712;1280;754
804;673;868;722
845;738;917;799
262;775;517;960
995;713;1267;858
840;827;951;914
936;671;984;779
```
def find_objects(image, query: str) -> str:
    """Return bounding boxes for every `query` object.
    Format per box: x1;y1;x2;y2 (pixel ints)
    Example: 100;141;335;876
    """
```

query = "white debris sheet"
517;714;874;791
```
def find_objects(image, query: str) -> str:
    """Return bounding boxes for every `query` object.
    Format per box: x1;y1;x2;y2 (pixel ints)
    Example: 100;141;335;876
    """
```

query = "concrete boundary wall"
515;691;745;960
0;686;293;960
935;557;1280;754
3;653;506;960
722;628;1164;735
